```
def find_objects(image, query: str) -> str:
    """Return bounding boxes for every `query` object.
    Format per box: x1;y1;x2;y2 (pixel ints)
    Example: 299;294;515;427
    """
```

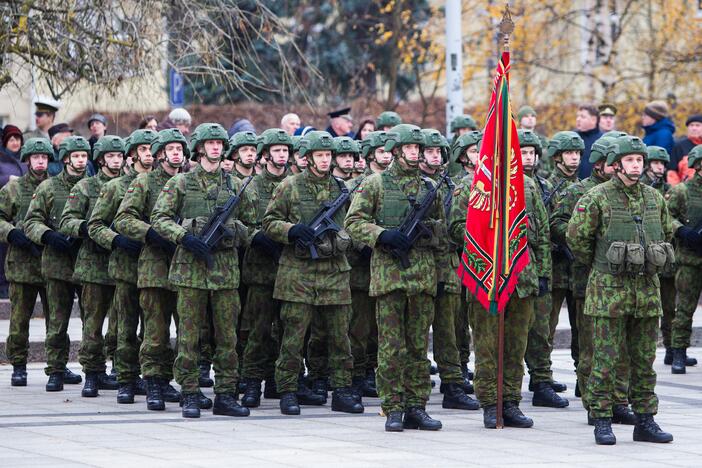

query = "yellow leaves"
379;1;396;15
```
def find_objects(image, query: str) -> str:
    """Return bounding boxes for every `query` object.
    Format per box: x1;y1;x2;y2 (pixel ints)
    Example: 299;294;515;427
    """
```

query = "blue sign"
169;69;184;107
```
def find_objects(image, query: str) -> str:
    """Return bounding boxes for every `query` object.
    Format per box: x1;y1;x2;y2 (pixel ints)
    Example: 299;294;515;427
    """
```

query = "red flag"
456;51;529;314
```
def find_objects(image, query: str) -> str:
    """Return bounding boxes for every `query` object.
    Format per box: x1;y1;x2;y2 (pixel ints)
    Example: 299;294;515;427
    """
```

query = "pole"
445;0;462;136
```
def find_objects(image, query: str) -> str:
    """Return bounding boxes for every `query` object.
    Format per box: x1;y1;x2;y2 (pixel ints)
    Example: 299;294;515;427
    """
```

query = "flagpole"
495;3;514;431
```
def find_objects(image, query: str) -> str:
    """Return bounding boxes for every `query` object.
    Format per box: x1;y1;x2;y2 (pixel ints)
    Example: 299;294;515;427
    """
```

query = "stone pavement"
0;348;700;467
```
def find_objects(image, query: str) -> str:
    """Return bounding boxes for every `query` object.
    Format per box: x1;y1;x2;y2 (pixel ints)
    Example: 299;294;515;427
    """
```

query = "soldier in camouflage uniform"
112;129;188;410
60;136;125;397
88;129;157;402
450;151;551;429
420;128;479;411
666;144;702;374
375;111;402;132
1;138;50;386
152;123;255;418
24;136;91;392
447;115;479;177
567;135;674;445
517;130;569;409
231;132;257;179
345;124;445;432
262;130;361;416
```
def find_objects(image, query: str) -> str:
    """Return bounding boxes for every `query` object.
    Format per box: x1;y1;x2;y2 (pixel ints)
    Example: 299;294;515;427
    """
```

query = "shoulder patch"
577;205;586;212
127;187;135;193
32;193;37;199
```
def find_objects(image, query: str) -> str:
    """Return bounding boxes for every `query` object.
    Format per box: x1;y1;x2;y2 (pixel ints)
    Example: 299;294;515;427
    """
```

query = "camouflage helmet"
93;135;125;162
376;111;402;128
124;129;158;157
291;135;303;154
686;145;702;169
256;128;292;156
225;131;257;160
361;131;390;159
606;135;647;165
421;128;450;163
299;130;335;158
188;123;229;159
58;136;91;161
547;131;585;159
451;130;482;163
384;124;424;153
602;130;628;139
20;137;53;162
450;115;478;133
517;129;542;157
151;128;189;159
589;136;615;164
333;136;360;160
646;145;670;164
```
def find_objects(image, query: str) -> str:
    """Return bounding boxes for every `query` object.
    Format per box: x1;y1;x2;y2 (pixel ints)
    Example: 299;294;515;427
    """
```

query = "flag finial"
498;4;515;51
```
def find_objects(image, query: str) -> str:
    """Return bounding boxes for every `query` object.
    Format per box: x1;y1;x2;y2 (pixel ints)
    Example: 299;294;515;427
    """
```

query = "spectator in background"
0;125;26;298
354;118;375;141
597;104;617;132
86;113;107;150
24;96;60;139
228;118;256;137
159;108;192;136
575;104;603;178
281;113;301;136
668;114;702;185
641;100;675;155
326;107;354;137
139;115;159;131
47;123;95;177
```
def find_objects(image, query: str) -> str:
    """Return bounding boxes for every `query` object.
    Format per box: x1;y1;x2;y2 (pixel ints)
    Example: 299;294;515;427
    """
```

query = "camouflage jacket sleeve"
549;184;580;245
87;181;120;250
59;179;89;238
150;174;188;244
656;188;674;242
23;181;52;245
113;175;150;242
566;191;599;266
343;174;386;248
665;183;687;233
261;177;296;244
448;179;470;246
528;179;552;278
238;179;257;247
0;180;19;242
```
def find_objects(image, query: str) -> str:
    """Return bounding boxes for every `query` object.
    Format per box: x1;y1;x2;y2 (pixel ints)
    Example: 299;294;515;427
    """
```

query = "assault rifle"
541;177;566;208
391;171;449;269
443;175;455;220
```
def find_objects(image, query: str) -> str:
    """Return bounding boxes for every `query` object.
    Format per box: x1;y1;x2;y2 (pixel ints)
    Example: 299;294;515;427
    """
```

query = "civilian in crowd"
139;115;159;131
47;123;95;177
354;118;375;141
159;108;192;136
326;108;354;137
86;113;108;150
641;100;675;155
0;124;26;298
281;113;301;136
228;118;256;137
668;114;702;185
575;104;603;178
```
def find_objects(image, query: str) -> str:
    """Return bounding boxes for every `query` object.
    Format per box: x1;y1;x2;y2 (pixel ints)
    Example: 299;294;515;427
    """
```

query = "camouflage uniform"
0;171;48;366
345;162;446;413
567;176;673;418
151;164;256;394
24;168;85;375
263;169;354;393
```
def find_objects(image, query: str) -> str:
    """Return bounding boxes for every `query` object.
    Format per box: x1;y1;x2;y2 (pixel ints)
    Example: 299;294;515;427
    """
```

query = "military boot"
671;348;686;374
483;405;497;429
550;380;567;393
297;382;326;406
263;379;280;399
63;368;83;385
134;377;147;396
574;381;581;398
160;380;181;403
179;390;212;409
461;362;474;381
633;413;673;443
117;382;135;404
46;372;64;392
594;418;616;445
98;372;119;390
199;362;214;387
442;383;479;410
145;377;165;411
11;365;27;387
351;376;366;399
181;392;200;418
213;393;250;417
332;387;364;413
429;363;438;375
241;379;262;408
403;407;442;431
363;370;378;397
664;348;697;366
280;392;301;415
532;382;569;408
385;411;404;432
612;404;637;425
311;378;328;398
81;372;99;397
503;401;533;428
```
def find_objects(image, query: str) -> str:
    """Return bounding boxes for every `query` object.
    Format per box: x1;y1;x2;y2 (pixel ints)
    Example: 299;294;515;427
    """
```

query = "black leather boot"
81;372;99;397
213;393;250;417
297;381;326;406
362;373;378;398
199;362;214;387
117;382;135;404
461;362;474;381
575;381;581;398
145;377;165;411
385;411;404;432
503;401;533;428
332;387;364;413
11;365;27;387
63;368;82;385
134;377;147;396
280;392;300;415
351;376;366;399
483;405;497;429
664;347;697;366
98;372;119;390
46;372;64;392
181;392;200;418
671;348;686;374
179;390;212;409
633;413;673;443
241;379;262;408
594;418;616;445
612;404;637;425
160;380;181;403
550;380;567;392
442;383;479;410
532;382;569;408
264;378;281;399
403;407;442;431
311;378;328;398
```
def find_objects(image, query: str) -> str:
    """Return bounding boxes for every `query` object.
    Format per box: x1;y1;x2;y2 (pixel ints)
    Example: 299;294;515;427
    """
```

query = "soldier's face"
203;140;223;159
648;160;666;178
374;147;393;166
466;145;480;167
619;154;644;179
520;114;536;129
68;151;88;171
29;153;49;172
221;159;234;173
310;150;332;174
268;144;290;167
294;151;308;169
423;147;442;167
164;142;184;166
136;144;153;168
603;163;615;176
561;150;581;169
354;157;366;172
335;153;355;171
457;128;471;136
103;151;124;172
520;146;537;169
401;144;420;165
237;146;257;166
599;115;615;132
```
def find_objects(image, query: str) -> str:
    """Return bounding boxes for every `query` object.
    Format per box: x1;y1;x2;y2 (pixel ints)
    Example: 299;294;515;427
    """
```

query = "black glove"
360;245;373;260
8;229;33;249
112;234;143;257
288;224;315;243
252;231;282;258
377;229;411;251
436;282;445;298
42;230;72;251
538;277;549;297
79;222;89;238
181;233;210;262
677;226;702;248
146;228;176;255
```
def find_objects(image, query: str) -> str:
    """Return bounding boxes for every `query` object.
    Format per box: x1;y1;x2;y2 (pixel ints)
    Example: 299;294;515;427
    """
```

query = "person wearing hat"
25;97;60;140
567;135;674;445
641;101;675;156
326;108;354;138
159;108;192;137
227;131;258;179
375;111;402;132
447;115;479;177
517;106;551;178
47;123;95;177
598;104;617;133
669;114;702;185
86;114;108;150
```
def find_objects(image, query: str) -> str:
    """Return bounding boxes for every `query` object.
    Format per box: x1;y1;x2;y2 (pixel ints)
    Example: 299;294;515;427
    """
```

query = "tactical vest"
180;171;235;220
145;170;171;218
684;179;702;228
377;171;432;228
297;176;345;225
254;174;282;226
48;173;76;230
14;175;40;229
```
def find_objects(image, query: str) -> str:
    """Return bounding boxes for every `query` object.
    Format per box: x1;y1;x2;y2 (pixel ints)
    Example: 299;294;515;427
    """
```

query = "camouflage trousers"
589;316;658;418
236;282;249;374
473;296;533;407
306;311;330;382
432;292;463;384
551;287;578;369
196;305;216;366
114;280;143;384
376;291;434;414
575;298;630;410
104;298;117;364
456;290;471;365
174;287;240;394
6;283;48;366
241;285;282;381
525;293;554;384
275;302;352;394
659;276;676;349
44;279;80;375
672;265;701;349
139;287;177;380
78;282;115;374
349;289;377;379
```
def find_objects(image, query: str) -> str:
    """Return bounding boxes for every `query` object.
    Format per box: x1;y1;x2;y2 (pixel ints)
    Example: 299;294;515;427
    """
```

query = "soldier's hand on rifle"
288;224;315;243
8;228;34;250
112;234;143;257
41;230;72;251
79;222;89;238
377;229;411;251
538;277;549;297
676;226;702;248
181;233;210;262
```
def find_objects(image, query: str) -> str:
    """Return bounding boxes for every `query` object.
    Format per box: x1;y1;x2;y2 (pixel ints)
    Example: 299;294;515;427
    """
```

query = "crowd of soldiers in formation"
4;104;699;445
